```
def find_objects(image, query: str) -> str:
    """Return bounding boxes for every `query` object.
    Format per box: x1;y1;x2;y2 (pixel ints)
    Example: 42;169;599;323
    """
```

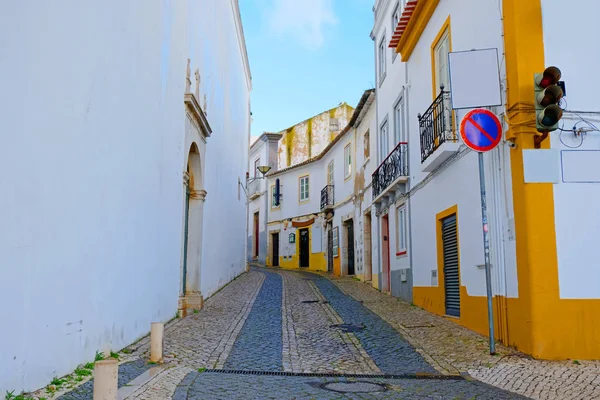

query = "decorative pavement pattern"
44;267;600;399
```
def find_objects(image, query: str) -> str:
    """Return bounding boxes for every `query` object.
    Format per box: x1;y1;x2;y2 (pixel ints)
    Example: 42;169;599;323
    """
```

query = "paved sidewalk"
41;267;581;399
331;275;600;400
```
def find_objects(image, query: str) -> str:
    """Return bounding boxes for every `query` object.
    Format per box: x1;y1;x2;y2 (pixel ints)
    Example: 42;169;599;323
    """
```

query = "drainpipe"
405;63;415;301
371;31;382;287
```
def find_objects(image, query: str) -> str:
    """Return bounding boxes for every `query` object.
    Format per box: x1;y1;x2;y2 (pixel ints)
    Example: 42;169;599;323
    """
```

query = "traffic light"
534;66;563;132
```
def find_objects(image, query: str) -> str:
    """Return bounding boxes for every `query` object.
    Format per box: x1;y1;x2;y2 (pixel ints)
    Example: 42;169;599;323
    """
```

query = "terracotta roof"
389;0;418;49
267;89;375;178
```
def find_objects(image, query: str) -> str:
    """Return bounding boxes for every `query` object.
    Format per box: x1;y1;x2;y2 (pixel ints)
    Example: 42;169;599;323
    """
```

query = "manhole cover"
330;323;366;332
321;381;387;393
301;300;320;304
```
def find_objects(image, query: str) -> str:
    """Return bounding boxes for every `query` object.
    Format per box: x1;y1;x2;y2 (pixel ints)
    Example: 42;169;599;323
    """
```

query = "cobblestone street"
47;267;600;399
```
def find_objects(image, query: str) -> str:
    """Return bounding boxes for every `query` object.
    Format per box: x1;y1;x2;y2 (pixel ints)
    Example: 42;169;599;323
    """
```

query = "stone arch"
180;141;206;315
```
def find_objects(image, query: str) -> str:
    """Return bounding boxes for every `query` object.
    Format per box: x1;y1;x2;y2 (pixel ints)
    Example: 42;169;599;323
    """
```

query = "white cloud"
263;0;338;50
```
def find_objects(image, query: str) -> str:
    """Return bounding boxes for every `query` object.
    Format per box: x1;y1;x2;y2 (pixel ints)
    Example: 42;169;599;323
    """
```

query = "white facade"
0;0;250;394
265;91;376;275
541;0;600;299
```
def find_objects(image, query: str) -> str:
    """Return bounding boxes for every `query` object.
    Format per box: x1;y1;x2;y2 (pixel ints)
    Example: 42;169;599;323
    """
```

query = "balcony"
372;142;408;205
418;90;460;172
248;179;261;200
320;185;334;211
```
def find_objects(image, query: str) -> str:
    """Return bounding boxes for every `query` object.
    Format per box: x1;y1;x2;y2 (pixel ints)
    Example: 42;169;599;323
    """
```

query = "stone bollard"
93;359;118;400
150;322;164;363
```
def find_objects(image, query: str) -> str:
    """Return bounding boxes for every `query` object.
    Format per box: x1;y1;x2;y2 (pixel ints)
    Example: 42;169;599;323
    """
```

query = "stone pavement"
331;275;600;400
45;266;598;399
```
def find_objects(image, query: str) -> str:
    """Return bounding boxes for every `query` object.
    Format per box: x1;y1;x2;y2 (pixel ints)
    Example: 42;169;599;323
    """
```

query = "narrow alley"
45;268;542;399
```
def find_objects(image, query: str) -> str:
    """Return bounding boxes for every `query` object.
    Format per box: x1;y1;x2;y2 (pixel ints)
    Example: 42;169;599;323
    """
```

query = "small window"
378;34;386;83
434;29;451;95
364;131;370;159
344;143;352;179
271;185;279;208
299;175;309;202
327;161;334;185
396;204;407;254
332;227;339;257
379;120;389;163
254;158;260;177
391;3;400;61
394;97;406;144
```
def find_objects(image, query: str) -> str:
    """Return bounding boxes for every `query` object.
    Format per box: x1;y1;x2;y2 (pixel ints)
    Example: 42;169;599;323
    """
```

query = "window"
332;226;339;257
254;158;260;177
364;131;370;159
396;204;407;254
271;185;279;209
394;97;405;144
391;3;400;61
299;175;309;202
433;27;451;95
344;143;352;179
378;34;386;83
327;161;334;185
379;120;389;163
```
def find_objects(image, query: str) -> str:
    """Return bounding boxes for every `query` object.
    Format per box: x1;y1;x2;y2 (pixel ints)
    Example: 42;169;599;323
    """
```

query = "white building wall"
0;0;250;394
381;0;518;300
247;140;269;264
541;0;600;299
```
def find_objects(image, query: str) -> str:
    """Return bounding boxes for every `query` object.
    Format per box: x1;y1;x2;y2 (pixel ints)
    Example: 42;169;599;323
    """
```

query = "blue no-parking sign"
459;109;502;152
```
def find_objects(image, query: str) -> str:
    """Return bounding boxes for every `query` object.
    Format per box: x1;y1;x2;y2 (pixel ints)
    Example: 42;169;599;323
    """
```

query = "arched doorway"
180;142;206;315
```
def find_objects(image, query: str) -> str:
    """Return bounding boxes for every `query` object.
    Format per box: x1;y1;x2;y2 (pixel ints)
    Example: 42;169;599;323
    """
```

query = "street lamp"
239;165;272;199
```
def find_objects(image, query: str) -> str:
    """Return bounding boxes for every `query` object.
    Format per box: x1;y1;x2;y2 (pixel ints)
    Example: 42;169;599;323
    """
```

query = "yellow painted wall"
277;224;327;273
333;255;341;276
371;273;379;290
503;0;600;360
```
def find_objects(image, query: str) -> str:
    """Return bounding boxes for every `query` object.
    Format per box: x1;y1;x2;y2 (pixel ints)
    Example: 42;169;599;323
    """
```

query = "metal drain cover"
321;381;387;393
330;323;366;332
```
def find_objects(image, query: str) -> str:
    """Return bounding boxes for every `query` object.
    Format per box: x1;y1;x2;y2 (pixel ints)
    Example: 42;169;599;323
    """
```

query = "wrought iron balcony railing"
418;90;456;163
372;142;408;199
248;178;260;198
320;185;334;210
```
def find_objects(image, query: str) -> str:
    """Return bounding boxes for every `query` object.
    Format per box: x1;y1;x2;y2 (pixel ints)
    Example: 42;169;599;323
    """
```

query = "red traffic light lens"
538;66;562;88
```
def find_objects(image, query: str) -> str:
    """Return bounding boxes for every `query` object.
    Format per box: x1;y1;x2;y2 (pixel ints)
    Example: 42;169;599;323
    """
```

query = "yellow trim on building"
395;0;440;61
429;16;451;100
503;0;600;360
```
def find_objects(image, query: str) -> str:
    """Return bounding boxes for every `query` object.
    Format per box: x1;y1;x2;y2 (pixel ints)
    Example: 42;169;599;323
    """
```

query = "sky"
239;0;375;139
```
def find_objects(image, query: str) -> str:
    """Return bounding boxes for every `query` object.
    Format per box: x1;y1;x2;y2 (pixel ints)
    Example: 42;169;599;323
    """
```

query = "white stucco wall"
541;0;600;299
0;0;250;394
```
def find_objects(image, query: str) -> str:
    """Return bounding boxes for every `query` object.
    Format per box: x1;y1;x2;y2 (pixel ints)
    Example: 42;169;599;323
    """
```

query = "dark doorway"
253;212;259;259
346;221;355;275
272;232;279;267
442;214;460;317
182;185;190;295
299;228;310;268
327;225;333;272
382;214;391;292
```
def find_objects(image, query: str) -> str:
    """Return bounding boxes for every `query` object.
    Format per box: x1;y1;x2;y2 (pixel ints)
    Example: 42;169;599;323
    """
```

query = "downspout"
372;32;382;287
405;62;415;302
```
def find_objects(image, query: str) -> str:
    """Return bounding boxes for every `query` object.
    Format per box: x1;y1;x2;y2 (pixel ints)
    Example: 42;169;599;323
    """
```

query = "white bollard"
150;322;164;363
93;359;118;400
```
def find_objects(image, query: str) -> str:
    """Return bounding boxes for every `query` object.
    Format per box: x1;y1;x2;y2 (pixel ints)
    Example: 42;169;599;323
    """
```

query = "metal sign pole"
478;151;496;355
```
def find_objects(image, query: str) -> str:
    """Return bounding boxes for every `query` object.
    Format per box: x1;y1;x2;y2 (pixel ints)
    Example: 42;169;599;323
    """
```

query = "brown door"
364;213;372;282
253;212;259;258
382;214;391;292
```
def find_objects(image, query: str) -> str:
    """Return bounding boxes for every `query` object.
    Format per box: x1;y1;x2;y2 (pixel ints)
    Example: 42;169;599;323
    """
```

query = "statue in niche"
185;58;192;93
194;68;201;99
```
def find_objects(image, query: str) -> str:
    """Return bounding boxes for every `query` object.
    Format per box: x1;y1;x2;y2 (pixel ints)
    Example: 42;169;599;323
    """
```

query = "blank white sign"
448;48;502;110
